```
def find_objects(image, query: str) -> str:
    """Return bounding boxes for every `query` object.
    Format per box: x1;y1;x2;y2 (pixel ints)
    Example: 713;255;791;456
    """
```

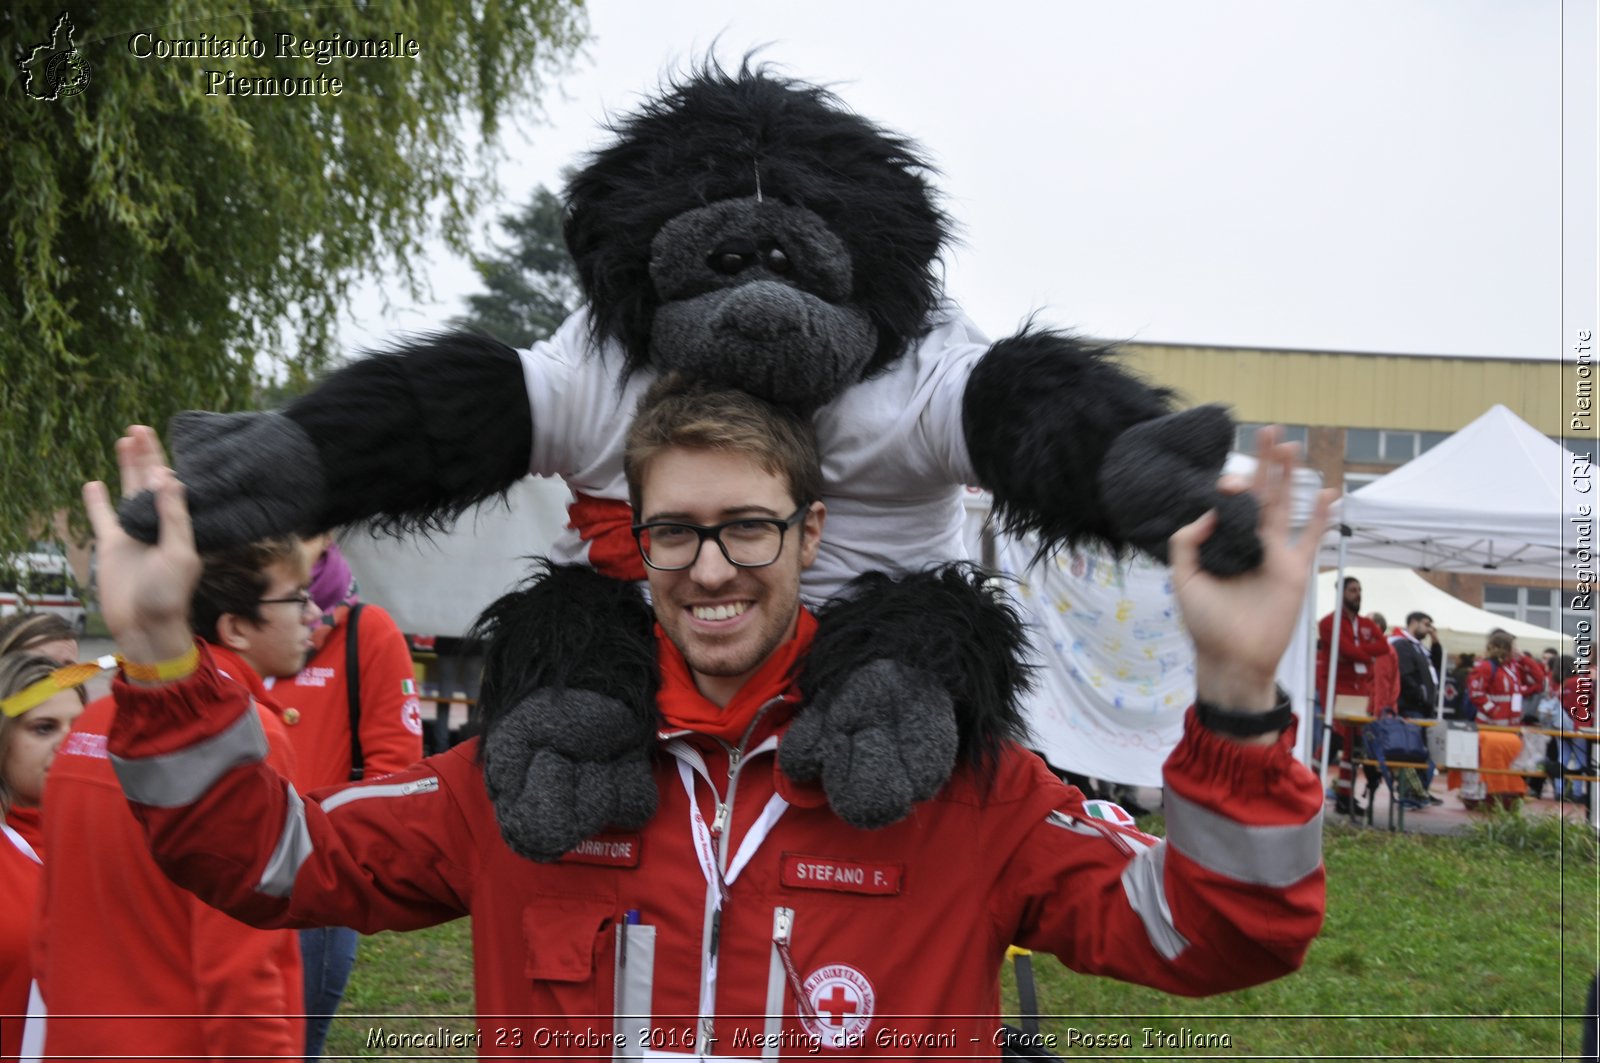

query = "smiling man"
87;380;1331;1059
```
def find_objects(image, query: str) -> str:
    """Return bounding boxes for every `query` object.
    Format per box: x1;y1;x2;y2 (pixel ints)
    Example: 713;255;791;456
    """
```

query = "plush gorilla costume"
121;62;1261;862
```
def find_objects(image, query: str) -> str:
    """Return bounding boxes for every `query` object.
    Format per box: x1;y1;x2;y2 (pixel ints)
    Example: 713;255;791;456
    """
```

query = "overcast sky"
341;0;1583;362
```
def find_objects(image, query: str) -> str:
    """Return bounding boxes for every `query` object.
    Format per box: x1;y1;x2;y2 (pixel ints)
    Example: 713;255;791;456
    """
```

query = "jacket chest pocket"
522;897;614;1019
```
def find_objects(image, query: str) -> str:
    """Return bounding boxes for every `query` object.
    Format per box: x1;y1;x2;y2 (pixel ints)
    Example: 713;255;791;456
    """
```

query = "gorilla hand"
1099;404;1264;577
482;690;659;863
779;660;957;829
117;411;325;549
780;566;1031;829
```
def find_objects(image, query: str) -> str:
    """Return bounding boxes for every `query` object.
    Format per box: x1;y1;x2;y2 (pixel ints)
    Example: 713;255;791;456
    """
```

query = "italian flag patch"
1080;799;1136;827
401;679;417;696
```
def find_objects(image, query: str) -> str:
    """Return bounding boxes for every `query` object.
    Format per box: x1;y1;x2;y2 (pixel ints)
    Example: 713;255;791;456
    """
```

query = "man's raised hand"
1168;426;1335;726
83;426;201;665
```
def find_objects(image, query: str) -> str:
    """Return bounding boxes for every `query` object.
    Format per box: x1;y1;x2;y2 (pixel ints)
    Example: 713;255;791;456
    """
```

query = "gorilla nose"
713;282;808;340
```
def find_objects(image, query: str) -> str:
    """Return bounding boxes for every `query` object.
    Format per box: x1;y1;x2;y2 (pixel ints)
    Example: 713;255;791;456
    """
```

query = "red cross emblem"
801;964;875;1048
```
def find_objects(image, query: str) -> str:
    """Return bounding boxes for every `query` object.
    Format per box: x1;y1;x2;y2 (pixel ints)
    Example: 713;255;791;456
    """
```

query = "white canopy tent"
1318;405;1591;783
1327;404;1589;578
1313;566;1574;655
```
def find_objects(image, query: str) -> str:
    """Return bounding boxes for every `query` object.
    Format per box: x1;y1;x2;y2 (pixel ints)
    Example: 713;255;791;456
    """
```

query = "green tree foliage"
451;183;580;348
0;2;587;554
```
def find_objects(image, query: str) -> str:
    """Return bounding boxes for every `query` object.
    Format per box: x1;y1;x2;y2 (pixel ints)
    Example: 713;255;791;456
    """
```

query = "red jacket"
1368;634;1402;716
35;647;304;1061
106;641;1326;1058
0;822;41;1063
1315;610;1388;700
269;601;423;791
1467;657;1533;725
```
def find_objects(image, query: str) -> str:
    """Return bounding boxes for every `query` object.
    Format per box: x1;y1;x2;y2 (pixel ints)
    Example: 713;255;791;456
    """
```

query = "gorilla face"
647;197;878;411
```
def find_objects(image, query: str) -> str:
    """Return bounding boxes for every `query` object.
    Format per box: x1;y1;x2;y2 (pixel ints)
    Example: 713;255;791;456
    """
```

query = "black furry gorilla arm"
962;327;1262;575
119;333;532;546
778;564;1032;828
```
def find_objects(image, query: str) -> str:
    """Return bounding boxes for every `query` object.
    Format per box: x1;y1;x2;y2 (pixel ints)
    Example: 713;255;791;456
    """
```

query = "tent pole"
1320;528;1351;788
1434;635;1447;717
1294;552;1317;766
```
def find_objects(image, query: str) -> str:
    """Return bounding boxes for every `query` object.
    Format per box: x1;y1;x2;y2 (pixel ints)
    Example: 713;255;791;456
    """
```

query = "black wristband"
1196;685;1294;737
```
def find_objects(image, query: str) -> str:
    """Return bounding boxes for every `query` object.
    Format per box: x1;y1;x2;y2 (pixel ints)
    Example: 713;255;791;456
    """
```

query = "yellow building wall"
1119;344;1569;436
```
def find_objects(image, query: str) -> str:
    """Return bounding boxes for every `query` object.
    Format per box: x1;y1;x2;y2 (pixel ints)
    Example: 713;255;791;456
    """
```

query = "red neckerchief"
656;608;817;743
205;642;287;720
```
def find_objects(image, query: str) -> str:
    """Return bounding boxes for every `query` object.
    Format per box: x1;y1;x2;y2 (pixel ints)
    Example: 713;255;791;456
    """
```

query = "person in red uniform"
1366;613;1402;717
1315;577;1388;816
1461;630;1543;810
275;533;422;1060
33;536;312;1060
85;398;1333;1059
0;652;86;1063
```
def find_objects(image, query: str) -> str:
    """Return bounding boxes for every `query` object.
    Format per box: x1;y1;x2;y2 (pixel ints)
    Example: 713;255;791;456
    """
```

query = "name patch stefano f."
780;853;903;895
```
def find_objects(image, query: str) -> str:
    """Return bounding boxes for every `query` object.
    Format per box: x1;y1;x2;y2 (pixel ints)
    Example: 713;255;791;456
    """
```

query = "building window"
1345;428;1380;462
1345;428;1451;466
1234;423;1308;453
1483;584;1562;638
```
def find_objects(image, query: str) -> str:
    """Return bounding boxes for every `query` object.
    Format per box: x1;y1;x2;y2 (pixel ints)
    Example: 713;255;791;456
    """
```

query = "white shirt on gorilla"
519;304;987;603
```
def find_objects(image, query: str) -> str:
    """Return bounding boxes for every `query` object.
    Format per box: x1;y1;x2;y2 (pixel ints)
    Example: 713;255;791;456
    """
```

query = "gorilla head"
563;60;950;411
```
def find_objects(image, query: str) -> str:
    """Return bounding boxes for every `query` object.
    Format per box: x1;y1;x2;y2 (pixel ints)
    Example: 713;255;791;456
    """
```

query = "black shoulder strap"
345;603;366;781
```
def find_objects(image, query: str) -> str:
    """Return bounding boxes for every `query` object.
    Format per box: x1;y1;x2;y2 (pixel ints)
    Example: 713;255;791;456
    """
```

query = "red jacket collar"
204;642;287;720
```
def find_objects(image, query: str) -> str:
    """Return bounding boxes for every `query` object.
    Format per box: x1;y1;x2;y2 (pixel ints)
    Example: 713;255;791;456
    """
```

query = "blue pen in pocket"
615;908;655;1057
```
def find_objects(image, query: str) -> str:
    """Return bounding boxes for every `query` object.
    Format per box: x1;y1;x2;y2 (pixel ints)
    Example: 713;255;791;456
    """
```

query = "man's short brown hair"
624;374;823;515
190;537;304;643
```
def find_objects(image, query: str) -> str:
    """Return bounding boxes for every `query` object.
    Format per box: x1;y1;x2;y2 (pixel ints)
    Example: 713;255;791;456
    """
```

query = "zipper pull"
772;906;819;1024
711;800;729;838
773;906;793;946
709;906;722;960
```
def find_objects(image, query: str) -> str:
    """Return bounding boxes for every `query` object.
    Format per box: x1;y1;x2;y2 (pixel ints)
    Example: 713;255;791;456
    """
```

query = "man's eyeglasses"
258;592;314;610
632;503;811;572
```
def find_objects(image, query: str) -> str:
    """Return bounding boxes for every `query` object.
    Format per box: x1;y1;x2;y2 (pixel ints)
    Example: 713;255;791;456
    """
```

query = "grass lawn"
325;813;1597;1059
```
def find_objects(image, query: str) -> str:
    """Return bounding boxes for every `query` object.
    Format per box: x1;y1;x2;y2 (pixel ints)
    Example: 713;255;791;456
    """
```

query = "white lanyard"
674;752;788;895
667;738;787;1056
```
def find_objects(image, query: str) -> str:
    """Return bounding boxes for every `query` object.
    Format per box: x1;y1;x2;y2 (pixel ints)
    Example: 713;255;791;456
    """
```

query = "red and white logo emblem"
800;964;875;1048
400;696;424;736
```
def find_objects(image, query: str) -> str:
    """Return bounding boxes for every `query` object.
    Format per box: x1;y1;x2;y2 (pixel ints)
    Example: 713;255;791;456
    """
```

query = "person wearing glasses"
86;378;1329;1058
277;532;422;1062
31;537;309;1061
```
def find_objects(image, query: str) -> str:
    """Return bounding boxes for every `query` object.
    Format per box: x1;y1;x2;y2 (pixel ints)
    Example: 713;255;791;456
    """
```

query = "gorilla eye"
764;247;792;275
707;239;758;276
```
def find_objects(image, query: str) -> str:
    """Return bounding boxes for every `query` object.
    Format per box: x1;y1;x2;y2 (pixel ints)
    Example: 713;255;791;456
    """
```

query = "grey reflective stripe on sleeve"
318;776;439;815
1120;841;1189;961
110;708;268;808
1164;789;1323;888
258;784;312;897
